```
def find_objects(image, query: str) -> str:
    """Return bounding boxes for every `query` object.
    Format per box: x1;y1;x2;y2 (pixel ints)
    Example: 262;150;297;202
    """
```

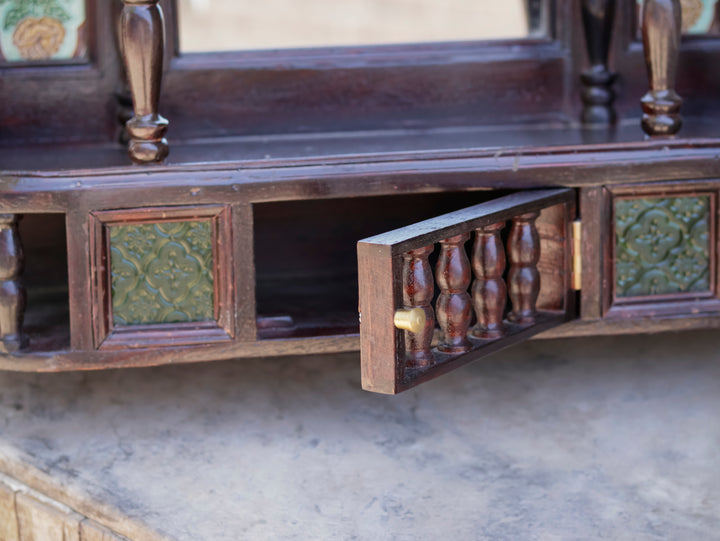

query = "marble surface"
0;331;718;540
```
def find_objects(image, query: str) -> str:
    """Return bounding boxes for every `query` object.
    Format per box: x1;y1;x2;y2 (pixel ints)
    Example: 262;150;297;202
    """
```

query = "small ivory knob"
394;307;426;333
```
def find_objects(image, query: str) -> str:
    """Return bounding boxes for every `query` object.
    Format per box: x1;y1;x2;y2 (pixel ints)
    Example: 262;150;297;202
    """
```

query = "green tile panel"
615;196;711;298
109;220;215;326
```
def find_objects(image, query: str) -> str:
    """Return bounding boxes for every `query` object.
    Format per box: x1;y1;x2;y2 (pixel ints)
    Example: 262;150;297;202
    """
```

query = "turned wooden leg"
641;0;682;136
507;212;540;325
472;222;507;339
402;245;435;368
580;0;617;125
435;233;472;354
0;215;27;353
120;0;169;164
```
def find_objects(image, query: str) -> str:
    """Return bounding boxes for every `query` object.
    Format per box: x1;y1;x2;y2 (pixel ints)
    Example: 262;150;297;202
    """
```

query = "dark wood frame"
358;189;576;394
89;204;234;349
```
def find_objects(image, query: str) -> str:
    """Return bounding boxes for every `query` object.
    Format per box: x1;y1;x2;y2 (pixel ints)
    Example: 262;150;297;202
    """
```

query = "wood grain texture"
641;0;683;135
471;223;507;339
402;245;435;367
507;212;541;325
120;0;169;163
436;233;472;354
358;189;576;394
15;492;82;541
0;480;19;541
580;0;617;124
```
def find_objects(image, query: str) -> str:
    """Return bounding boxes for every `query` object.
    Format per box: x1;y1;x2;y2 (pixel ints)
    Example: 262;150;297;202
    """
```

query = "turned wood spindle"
472;222;507;339
0;215;27;353
507;212;541;325
120;0;169;164
402;245;435;368
435;233;472;354
641;0;683;136
580;0;617;124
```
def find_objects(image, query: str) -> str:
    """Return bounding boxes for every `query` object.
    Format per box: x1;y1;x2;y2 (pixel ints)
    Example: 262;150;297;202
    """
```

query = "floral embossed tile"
0;0;88;63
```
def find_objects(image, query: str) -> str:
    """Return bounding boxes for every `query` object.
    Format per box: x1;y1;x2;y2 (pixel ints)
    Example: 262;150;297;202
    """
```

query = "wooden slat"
15;492;82;541
358;242;401;394
0;480;19;541
80;520;127;541
360;189;573;255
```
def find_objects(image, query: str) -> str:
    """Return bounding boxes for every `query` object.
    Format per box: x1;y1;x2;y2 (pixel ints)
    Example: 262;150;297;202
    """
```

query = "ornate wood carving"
472;222;507;339
580;0;617;124
402;245;435;368
435;233;472;353
507;212;540;325
0;215;27;353
120;0;169;164
641;0;683;136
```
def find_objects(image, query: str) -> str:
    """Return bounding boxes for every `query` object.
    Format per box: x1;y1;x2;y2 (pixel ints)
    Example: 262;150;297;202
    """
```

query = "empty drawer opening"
253;191;509;339
19;213;70;351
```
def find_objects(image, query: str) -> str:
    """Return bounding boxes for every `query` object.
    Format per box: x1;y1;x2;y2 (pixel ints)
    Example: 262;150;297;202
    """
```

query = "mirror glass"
179;0;546;53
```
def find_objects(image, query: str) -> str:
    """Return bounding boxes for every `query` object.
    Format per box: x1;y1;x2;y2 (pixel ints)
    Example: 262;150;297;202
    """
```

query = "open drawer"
358;189;577;394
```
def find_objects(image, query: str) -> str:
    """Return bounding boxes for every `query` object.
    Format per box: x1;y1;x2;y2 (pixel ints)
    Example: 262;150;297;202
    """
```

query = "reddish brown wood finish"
402;245;435;368
471;223;507;340
580;0;617;124
0;215;27;353
641;0;683;136
358;189;575;394
507;212;541;325
435;233;472;354
120;0;169;164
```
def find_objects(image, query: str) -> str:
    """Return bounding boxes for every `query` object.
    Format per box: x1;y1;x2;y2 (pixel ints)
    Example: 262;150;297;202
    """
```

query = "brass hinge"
572;219;582;291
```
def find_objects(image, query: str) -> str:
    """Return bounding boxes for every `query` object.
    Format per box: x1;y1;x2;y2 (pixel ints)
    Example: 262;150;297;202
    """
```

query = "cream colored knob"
394;307;426;333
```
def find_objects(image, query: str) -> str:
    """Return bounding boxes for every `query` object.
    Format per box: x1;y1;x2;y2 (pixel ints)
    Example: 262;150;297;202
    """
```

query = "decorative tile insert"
109;220;215;325
636;0;719;35
0;0;87;62
615;196;711;298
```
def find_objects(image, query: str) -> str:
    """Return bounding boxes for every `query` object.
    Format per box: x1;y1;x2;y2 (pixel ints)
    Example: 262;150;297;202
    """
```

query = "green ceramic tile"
109;221;215;326
615;196;711;298
0;0;87;62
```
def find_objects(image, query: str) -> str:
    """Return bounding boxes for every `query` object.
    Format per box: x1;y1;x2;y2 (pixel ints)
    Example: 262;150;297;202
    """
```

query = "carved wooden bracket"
641;0;683;136
580;0;617;125
120;0;169;164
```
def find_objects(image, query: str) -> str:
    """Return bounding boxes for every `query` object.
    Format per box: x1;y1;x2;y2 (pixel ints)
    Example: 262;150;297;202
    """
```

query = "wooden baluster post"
0;215;27;353
580;0;617;124
435;233;472;354
472;222;507;339
641;0;682;136
120;0;169;164
402;245;435;368
507;212;540;325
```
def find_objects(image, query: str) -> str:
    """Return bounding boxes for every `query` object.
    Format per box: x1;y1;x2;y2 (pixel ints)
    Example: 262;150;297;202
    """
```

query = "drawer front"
358;189;577;395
